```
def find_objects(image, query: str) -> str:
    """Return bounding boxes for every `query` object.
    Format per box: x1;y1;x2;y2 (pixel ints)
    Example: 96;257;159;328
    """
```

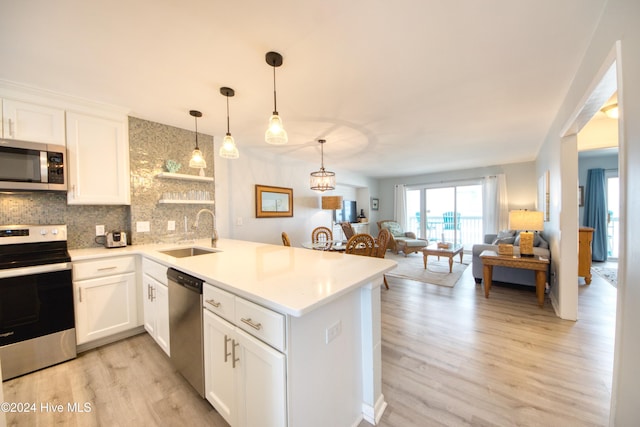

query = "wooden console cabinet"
579;227;594;284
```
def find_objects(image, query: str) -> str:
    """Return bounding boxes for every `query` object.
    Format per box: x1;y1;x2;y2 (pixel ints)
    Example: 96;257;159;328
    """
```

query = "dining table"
302;240;347;252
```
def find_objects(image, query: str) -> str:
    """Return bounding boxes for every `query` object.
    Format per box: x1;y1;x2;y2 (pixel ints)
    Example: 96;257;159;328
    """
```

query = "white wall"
214;146;378;247
534;0;640;423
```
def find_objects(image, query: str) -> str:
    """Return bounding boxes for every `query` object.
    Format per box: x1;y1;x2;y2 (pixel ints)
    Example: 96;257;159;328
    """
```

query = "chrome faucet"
193;208;218;247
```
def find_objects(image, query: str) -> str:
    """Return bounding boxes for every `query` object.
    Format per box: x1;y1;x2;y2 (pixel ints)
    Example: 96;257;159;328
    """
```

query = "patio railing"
407;215;483;250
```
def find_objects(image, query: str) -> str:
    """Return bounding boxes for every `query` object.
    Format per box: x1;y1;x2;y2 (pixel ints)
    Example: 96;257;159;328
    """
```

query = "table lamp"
322;195;343;229
509;210;544;257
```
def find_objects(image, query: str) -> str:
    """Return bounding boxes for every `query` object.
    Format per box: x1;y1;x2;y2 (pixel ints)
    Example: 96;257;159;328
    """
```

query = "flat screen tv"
335;200;357;223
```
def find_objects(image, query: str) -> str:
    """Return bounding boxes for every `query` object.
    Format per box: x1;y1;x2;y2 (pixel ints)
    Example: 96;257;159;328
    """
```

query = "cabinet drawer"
142;257;168;285
235;297;285;352
203;284;235;323
73;256;135;281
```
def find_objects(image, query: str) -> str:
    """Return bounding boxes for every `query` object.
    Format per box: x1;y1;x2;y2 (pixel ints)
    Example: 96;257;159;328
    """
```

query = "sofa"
472;231;550;286
377;220;428;256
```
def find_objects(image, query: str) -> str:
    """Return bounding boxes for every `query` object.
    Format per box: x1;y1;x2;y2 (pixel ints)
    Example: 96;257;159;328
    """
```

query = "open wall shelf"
155;172;214;182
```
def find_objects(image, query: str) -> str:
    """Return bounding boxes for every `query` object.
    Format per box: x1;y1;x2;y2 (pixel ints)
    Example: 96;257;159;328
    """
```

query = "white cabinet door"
2;99;65;144
235;327;287;427
66;111;130;205
142;275;157;337
142;274;170;356
204;308;287;427
74;272;137;345
154;278;170;355
204;309;236;426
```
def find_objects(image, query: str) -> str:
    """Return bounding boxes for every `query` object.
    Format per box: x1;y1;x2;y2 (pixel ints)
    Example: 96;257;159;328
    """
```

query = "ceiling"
0;0;607;178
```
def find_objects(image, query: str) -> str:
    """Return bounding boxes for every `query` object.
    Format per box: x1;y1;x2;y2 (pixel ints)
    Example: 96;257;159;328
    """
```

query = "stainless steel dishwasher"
167;267;204;397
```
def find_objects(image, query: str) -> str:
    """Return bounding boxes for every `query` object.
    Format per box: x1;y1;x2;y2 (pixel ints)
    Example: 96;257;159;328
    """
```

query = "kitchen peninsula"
70;238;396;427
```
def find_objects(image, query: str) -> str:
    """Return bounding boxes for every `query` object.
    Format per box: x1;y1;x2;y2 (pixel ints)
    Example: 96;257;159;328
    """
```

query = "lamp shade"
509;210;544;231
322;195;342;210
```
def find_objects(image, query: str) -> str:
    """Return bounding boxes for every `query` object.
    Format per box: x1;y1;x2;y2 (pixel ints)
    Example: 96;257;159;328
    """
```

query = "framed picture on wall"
371;198;379;211
255;185;293;218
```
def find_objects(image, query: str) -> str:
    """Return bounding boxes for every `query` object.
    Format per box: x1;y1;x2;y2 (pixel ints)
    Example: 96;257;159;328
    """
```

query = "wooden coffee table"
421;244;464;273
479;250;550;307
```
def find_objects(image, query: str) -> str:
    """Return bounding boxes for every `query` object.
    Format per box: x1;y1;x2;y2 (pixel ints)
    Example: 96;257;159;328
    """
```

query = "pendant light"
265;51;288;145
219;87;239;159
188;110;207;169
310;139;335;192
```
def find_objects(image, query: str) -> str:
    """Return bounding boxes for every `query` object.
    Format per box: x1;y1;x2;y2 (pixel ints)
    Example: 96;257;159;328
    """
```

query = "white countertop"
69;239;397;317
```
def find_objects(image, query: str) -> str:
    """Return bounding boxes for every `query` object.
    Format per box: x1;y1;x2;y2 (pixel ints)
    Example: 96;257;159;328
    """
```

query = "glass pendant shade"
219;86;239;159
265;51;287;145
188;110;206;169
219;133;239;159
265;114;288;145
189;148;207;168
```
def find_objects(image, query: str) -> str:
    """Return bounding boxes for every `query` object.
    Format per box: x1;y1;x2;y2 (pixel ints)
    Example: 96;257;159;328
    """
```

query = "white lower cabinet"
142;274;170;355
203;287;286;427
73;256;138;345
141;257;170;355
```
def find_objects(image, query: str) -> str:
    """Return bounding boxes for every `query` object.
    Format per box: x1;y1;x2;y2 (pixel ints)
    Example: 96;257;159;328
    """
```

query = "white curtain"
394;184;407;230
482;174;509;234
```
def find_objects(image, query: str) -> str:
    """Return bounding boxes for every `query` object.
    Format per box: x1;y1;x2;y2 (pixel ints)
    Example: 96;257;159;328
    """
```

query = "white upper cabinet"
2;98;66;145
66;110;131;205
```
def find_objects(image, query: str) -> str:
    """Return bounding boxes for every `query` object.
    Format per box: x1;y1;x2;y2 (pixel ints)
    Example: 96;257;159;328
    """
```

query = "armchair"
377;220;428;256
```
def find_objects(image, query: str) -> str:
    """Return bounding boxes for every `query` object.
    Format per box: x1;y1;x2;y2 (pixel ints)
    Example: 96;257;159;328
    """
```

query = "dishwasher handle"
167;267;203;294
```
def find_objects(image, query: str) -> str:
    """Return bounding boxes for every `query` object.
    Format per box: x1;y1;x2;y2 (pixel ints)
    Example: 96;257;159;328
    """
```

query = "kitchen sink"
159;247;218;258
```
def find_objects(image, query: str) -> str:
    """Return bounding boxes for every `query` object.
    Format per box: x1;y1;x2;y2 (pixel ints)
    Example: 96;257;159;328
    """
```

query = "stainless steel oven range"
0;224;76;381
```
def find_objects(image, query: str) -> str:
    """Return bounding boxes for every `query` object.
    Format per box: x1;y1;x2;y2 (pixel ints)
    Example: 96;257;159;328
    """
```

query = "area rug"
384;252;471;288
592;266;617;288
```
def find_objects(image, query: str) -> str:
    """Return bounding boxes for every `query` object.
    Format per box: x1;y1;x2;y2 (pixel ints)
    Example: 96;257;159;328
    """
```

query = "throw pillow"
382;221;404;237
497;229;516;239
492;236;516;245
492;229;516;245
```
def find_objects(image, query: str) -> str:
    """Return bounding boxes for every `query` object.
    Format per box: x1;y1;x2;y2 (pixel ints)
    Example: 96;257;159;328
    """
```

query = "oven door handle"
0;262;72;279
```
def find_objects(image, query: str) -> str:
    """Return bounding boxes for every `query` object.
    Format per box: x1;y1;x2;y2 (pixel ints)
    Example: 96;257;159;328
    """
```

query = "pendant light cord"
226;95;231;135
194;114;199;149
272;64;278;114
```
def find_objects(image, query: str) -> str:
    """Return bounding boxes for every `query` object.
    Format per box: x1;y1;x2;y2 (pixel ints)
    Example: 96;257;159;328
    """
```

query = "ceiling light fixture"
188;110;207;169
601;103;619;119
265;51;288;145
310;139;335;192
219;87;239;159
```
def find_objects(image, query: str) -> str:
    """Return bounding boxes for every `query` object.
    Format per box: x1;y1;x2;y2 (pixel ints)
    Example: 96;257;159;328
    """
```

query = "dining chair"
340;222;355;240
281;232;291;246
345;233;376;257
374;228;392;289
311;226;333;243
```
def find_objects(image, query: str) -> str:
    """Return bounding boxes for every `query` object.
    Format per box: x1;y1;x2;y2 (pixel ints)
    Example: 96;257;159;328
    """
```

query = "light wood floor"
3;264;616;427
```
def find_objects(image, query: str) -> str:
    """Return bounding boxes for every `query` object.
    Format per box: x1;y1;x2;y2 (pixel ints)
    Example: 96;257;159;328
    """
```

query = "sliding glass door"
405;182;483;250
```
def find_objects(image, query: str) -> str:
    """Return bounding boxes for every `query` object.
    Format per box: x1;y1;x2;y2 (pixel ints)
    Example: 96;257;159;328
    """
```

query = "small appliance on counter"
95;231;127;248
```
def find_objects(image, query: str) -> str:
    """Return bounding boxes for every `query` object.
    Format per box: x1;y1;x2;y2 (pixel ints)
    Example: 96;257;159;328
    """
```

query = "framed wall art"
255;185;293;218
371;198;379;211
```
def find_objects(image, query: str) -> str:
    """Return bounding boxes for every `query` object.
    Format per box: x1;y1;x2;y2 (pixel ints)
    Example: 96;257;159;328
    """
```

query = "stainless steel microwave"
0;140;66;191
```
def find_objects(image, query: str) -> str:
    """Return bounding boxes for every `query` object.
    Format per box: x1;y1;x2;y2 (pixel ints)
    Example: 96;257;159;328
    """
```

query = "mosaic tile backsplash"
0;116;215;249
